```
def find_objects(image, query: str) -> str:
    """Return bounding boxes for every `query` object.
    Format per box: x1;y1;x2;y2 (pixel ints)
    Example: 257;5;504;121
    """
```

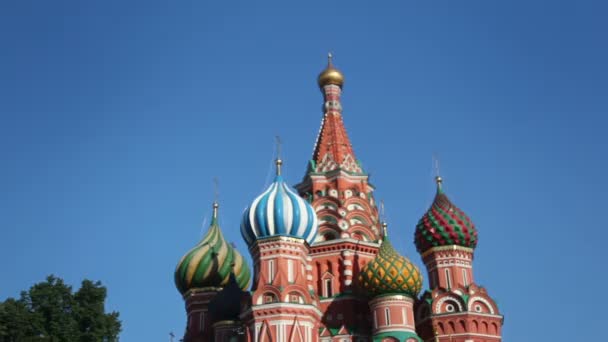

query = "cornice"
421;245;474;258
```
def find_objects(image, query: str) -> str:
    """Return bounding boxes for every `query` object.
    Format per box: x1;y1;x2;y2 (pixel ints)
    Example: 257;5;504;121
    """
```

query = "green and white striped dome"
175;203;251;294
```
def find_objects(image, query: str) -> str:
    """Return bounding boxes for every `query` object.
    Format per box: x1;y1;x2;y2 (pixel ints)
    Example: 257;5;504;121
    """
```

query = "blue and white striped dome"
241;167;318;246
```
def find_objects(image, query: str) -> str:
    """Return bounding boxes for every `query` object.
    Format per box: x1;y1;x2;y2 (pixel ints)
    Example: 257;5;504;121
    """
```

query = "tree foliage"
0;275;121;342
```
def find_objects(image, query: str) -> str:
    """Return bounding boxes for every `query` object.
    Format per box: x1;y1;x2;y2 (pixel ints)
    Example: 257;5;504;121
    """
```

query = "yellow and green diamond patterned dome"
175;202;251;295
359;224;423;298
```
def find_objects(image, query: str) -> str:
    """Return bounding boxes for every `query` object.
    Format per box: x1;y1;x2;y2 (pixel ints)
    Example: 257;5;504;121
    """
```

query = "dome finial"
212;177;220;222
380;200;388;237
433;154;442;191
275;135;283;176
212;201;219;221
328;52;333;66
435;175;443;190
276;159;283;176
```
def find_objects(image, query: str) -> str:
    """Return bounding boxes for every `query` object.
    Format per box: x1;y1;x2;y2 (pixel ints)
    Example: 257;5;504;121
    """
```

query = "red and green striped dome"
175;203;251;295
359;224;423;298
414;177;478;254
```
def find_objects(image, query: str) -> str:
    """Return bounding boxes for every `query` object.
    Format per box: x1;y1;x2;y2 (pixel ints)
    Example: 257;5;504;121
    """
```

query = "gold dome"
318;53;344;88
358;223;423;298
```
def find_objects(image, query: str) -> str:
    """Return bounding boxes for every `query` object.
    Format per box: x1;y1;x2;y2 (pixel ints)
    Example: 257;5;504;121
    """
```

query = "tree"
0;275;121;342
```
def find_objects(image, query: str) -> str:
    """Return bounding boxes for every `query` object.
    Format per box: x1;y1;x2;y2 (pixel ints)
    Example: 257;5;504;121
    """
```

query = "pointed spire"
311;56;360;173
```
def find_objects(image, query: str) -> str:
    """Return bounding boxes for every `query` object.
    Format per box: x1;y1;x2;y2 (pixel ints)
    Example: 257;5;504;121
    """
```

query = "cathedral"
174;56;504;342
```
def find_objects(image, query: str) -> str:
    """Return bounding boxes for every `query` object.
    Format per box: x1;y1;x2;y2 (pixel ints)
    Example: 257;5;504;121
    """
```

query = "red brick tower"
295;54;381;339
414;177;503;341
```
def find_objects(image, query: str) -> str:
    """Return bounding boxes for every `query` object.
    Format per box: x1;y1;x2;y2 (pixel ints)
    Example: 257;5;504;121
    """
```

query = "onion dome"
241;159;318;246
414;177;478;254
358;223;423;298
175;202;251;294
318;53;344;88
208;270;245;322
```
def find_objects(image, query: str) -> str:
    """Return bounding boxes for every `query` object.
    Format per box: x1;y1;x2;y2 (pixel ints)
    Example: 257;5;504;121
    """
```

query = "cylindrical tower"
414;177;503;342
359;223;423;342
175;202;251;342
415;176;478;290
240;159;322;342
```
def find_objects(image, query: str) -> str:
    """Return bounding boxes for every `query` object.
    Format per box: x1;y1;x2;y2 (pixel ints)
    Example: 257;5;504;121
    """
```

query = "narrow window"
445;269;452;289
268;260;275;283
432;272;438;288
288;259;294;282
385;308;391;325
373;310;378;329
324;278;333;297
462;269;468;287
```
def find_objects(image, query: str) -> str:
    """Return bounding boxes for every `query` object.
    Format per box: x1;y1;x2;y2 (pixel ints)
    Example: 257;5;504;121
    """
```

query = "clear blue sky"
1;1;606;341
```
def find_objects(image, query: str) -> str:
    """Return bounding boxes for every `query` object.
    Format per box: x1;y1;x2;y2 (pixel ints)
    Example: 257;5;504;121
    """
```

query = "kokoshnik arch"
174;55;504;342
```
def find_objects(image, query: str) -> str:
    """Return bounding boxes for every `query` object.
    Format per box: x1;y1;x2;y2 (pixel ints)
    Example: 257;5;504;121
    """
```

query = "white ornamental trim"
467;296;496;315
434;296;464;313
